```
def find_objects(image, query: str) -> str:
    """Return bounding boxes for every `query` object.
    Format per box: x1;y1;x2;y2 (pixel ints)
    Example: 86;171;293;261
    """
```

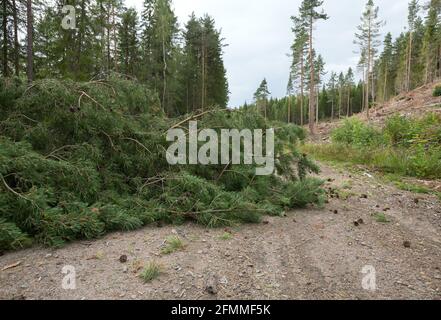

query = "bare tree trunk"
162;31;167;114
383;65;388;102
26;0;33;83
106;3;111;73
12;0;19;76
366;21;372;120
300;54;304;126
316;87;319;126
112;7;118;72
361;65;365;111
331;98;334;121
2;0;8;77
406;31;413;92
338;86;342;118
308;17;315;134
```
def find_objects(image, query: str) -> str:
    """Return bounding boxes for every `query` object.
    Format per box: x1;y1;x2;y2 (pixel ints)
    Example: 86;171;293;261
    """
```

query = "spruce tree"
421;0;441;83
377;32;393;102
118;7;139;77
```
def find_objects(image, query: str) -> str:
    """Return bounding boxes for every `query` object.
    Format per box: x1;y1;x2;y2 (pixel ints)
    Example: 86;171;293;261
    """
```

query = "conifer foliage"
0;77;323;250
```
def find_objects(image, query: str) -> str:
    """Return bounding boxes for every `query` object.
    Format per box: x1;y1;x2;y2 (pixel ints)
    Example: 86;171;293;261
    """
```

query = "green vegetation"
433;85;441;97
161;236;184;254
219;232;233;241
140;261;161;283
0;77;324;251
305;114;441;180
374;212;390;223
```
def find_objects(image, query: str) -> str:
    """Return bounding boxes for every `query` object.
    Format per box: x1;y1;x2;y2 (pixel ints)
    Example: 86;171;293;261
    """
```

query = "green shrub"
331;118;385;147
433;85;441;97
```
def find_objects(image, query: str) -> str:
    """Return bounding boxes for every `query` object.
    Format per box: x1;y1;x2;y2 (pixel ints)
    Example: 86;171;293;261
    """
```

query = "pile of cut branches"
0;76;323;250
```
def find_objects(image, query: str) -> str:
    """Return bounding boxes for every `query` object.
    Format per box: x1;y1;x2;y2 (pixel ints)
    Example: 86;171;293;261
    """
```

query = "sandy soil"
1;163;440;300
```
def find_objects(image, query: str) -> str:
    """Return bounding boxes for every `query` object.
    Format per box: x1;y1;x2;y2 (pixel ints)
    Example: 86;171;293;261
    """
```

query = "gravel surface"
1;163;440;300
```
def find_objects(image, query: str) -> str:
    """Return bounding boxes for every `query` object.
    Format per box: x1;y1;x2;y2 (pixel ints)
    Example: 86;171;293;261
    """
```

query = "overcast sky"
126;0;409;107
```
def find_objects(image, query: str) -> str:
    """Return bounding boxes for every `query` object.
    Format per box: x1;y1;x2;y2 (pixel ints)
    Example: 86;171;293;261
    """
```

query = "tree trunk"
361;65;365;111
331;98;334;121
162;31;167;114
406;31;413;92
2;0;8;77
26;0;33;83
338;87;342;118
76;0;86;78
113;7;118;72
287;95;291;123
383;66;388;102
300;54;304;126
366;20;372;120
308;16;315;134
316;87;319;126
12;0;19;76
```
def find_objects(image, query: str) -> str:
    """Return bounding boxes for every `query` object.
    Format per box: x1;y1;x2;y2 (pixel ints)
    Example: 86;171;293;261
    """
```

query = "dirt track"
1;163;440;300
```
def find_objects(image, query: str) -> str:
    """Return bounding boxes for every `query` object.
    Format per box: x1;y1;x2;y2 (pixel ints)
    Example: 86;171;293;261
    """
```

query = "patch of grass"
342;181;353;190
139;261;161;283
95;250;105;260
433;85;441;97
219;232;233;240
161;235;184;255
338;190;355;200
373;212;390;223
392;181;431;194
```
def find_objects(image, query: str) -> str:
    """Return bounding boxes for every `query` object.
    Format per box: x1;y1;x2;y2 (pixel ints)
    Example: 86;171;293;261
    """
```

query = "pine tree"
297;0;328;134
327;71;337;120
338;72;345;118
287;73;294;123
290;13;308;126
345;67;354;116
354;0;384;119
254;79;270;119
406;0;420;91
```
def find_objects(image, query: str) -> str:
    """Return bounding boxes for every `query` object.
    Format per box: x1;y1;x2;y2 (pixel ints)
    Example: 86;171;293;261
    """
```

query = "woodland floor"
0;162;440;300
1;83;441;300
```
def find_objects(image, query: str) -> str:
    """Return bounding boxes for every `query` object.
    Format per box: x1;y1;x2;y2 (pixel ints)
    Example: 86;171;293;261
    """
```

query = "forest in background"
0;0;229;117
1;0;440;127
246;0;441;132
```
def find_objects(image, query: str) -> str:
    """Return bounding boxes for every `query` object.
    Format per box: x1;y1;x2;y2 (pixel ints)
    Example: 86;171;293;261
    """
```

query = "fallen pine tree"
0;76;324;250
